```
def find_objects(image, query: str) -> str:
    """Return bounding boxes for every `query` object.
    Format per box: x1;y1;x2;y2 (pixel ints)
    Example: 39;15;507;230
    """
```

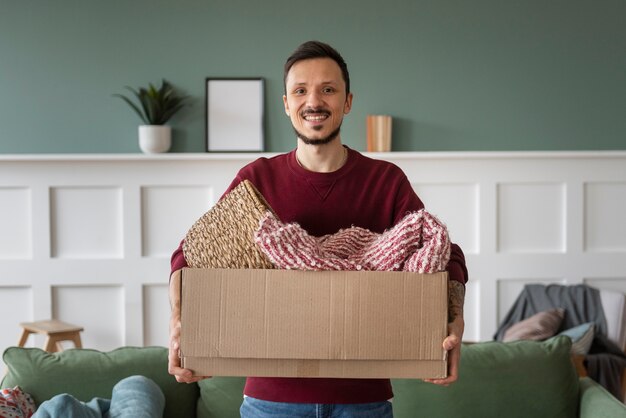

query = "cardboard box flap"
181;268;447;362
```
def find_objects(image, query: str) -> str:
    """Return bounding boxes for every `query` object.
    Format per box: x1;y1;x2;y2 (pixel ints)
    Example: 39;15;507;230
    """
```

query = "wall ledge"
1;150;626;162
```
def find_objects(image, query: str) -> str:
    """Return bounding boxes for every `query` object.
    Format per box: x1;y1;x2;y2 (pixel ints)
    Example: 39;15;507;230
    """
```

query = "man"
169;40;468;418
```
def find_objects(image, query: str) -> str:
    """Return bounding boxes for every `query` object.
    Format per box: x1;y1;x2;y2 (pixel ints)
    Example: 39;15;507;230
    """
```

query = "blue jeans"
240;396;393;418
33;375;165;418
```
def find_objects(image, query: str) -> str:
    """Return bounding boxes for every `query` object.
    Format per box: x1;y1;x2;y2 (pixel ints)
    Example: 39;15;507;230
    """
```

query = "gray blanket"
494;284;608;340
494;284;626;399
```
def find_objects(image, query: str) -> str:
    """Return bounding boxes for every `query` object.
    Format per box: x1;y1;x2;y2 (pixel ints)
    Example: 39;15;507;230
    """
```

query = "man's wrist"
448;280;465;323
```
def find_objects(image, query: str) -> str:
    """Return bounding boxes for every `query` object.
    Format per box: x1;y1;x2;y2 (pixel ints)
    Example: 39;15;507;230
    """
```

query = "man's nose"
306;91;324;107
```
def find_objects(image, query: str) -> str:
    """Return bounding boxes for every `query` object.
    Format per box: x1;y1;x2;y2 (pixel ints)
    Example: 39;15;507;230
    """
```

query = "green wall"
1;0;624;153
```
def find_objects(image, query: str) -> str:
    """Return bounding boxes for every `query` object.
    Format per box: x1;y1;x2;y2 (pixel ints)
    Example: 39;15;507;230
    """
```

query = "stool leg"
71;333;83;349
17;329;30;347
43;336;57;353
56;341;65;352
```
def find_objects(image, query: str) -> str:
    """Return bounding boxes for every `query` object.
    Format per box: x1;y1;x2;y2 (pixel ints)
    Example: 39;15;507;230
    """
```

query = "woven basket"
183;180;276;269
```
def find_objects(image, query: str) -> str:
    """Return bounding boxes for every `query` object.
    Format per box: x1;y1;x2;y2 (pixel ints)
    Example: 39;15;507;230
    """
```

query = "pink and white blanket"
254;209;450;273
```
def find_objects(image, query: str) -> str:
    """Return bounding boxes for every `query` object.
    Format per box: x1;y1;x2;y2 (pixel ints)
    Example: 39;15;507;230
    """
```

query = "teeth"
304;115;328;121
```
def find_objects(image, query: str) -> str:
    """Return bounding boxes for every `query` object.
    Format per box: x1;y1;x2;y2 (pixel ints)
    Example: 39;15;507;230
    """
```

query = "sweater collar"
288;146;358;181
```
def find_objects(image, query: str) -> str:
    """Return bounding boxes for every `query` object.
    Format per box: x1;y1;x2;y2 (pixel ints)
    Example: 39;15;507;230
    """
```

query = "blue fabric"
33;395;108;418
106;375;165;418
33;375;164;418
558;322;595;354
240;396;393;418
559;322;594;341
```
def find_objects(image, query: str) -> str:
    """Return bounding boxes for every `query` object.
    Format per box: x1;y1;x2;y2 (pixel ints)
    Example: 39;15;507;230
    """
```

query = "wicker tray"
183;180;276;269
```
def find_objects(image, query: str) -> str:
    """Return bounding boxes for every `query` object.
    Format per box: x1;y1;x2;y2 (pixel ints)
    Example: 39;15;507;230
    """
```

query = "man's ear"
283;95;290;116
344;92;353;115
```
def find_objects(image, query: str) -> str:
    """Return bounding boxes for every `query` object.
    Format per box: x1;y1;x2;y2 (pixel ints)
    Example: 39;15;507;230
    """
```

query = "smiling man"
169;40;468;418
284;53;352;144
282;43;353;173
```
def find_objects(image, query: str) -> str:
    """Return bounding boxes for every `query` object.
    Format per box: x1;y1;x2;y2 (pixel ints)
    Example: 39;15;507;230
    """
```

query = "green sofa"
2;336;625;418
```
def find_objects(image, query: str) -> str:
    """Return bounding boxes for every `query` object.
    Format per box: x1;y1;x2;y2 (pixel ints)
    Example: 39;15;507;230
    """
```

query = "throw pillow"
392;336;579;418
558;322;595;355
502;308;565;342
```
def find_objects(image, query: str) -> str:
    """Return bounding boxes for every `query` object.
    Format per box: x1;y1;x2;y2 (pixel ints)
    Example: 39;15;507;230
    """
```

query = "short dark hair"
283;40;350;95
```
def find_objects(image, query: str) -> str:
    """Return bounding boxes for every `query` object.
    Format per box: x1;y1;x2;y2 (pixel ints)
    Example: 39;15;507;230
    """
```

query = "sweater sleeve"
448;243;468;285
170;239;188;274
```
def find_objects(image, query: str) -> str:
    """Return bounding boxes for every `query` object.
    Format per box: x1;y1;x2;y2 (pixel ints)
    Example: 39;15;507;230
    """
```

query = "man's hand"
168;269;210;383
424;280;465;386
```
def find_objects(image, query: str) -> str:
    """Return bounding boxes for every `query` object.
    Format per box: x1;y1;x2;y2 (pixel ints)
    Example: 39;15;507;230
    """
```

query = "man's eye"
294;88;305;94
323;87;335;94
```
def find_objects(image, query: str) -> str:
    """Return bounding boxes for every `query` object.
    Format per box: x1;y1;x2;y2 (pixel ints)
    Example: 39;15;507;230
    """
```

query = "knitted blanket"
254;209;450;273
0;386;35;418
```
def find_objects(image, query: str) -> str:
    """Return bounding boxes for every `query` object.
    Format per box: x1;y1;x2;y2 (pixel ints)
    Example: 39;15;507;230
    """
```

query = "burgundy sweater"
171;147;468;404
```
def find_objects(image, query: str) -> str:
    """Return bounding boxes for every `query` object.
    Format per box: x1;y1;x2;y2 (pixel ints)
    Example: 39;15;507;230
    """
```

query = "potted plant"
114;80;188;153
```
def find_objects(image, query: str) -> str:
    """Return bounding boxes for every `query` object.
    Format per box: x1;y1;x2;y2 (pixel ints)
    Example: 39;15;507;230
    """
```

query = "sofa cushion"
392;336;579;418
197;377;246;418
1;346;198;418
502;308;565;342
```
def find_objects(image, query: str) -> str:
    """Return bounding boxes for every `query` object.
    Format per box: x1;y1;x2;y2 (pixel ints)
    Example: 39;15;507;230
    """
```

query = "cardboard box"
180;268;448;379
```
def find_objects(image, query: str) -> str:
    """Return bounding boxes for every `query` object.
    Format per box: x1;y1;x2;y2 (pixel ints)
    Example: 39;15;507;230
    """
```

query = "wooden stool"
18;319;83;352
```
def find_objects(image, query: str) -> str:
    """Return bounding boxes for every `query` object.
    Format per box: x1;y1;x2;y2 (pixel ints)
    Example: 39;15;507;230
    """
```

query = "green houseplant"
114;79;188;153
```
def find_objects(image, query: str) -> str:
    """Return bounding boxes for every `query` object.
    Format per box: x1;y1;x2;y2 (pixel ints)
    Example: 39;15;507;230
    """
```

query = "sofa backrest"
192;337;580;418
1;346;198;418
1;338;580;418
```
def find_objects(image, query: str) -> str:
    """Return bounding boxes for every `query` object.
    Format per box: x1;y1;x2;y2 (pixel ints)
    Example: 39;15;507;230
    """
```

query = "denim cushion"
558;322;595;355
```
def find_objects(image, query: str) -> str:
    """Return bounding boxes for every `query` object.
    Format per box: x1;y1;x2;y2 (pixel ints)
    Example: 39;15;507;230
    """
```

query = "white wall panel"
585;182;626;252
411;183;479;254
463;280;480;341
0;188;32;259
0;286;34;337
51;285;124;350
141;186;214;258
1;152;625;351
0;286;33;369
497;183;566;253
143;284;169;347
584;278;626;294
50;187;123;259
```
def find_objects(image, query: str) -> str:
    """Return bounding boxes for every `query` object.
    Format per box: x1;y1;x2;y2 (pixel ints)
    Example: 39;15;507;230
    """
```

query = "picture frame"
205;78;265;152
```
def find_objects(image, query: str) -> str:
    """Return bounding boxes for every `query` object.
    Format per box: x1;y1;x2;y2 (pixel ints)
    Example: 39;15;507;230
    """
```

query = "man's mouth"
302;109;330;123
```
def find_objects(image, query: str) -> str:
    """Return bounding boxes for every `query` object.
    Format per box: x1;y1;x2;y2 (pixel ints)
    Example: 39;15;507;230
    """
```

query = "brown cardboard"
180;268;448;379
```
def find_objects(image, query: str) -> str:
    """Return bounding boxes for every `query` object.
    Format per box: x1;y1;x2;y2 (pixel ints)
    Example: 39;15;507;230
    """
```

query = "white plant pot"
138;125;172;154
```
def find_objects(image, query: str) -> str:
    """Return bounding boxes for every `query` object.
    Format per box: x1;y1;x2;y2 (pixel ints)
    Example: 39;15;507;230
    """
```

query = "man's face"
283;58;353;145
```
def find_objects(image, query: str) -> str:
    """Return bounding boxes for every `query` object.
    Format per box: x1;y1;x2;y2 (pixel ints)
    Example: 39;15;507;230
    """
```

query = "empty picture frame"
206;78;265;152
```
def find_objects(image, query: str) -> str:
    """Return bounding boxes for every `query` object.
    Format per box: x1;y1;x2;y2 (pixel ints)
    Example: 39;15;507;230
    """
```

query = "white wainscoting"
1;152;625;367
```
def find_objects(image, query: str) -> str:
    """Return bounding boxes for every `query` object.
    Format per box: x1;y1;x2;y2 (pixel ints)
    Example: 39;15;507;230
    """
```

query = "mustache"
301;108;331;117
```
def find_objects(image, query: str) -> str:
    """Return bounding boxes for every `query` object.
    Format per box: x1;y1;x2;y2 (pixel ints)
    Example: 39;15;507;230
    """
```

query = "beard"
292;124;342;145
